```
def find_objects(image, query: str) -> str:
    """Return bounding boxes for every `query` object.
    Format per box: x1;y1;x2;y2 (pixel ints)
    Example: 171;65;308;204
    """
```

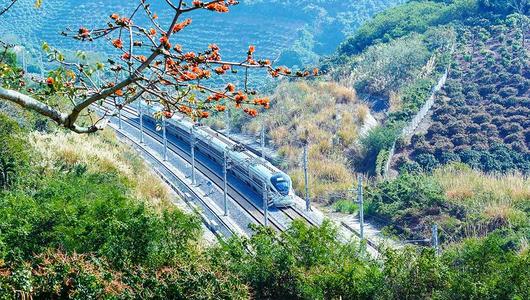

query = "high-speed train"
139;102;295;207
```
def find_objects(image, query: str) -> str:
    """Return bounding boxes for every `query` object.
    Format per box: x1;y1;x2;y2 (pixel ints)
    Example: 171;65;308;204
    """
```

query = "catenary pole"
162;118;168;161
138;99;144;144
358;174;364;240
263;181;269;226
118;108;122;129
261;122;265;161
432;224;439;255
191;125;196;185
303;142;310;211
225;108;230;137
223;149;229;216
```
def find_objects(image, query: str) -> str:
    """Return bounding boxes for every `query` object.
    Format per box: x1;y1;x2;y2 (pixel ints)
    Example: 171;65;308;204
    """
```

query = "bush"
212;221;381;300
333;199;359;214
365;172;446;238
360;124;400;174
416;153;440;172
440;231;530;299
0;251;248;299
0;171;201;269
349;33;431;98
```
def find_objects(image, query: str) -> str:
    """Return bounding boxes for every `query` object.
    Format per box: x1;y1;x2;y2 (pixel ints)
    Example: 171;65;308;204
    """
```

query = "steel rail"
101;102;285;232
102;103;382;255
94;107;237;239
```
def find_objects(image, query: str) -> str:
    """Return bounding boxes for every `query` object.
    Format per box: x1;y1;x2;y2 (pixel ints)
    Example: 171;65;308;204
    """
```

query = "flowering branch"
0;0;318;134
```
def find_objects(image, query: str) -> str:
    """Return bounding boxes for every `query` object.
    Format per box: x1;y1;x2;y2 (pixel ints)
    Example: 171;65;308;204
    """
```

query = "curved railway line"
98;102;380;255
100;102;288;232
112;127;237;238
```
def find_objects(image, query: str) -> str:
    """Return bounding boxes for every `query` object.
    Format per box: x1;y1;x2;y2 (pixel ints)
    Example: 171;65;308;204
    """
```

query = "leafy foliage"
364;163;530;243
338;0;480;55
0;172;201;268
0;114;28;190
358;123;400;174
349;34;431;97
0;112;246;298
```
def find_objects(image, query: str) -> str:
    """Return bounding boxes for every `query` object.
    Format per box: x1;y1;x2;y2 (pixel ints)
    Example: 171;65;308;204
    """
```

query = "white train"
140;102;295;207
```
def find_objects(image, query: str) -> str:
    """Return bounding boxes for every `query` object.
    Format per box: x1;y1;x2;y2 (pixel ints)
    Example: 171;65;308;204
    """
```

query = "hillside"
243;81;372;203
224;0;530;242
320;0;530;243
326;0;530;175
398;19;530;173
0;0;529;298
0;0;405;77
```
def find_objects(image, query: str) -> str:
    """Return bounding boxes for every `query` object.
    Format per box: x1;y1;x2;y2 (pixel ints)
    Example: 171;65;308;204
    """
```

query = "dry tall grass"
245;81;371;203
30;129;172;211
433;164;530;227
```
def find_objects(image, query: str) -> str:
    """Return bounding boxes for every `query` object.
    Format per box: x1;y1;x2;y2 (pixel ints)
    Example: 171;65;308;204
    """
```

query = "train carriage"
140;102;294;207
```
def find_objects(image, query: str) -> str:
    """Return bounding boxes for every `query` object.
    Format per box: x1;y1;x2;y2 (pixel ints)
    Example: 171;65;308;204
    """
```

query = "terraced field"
0;0;302;68
400;22;530;174
0;0;405;71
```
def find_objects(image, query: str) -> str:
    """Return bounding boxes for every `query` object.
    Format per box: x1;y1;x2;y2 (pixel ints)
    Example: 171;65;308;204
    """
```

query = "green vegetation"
363;163;530;243
1;0;529;298
358;123;400;174
348;34;432;97
333;199;359;214
0;109;528;298
0;115;28;190
214;221;530;300
338;0;529;56
0;113;248;298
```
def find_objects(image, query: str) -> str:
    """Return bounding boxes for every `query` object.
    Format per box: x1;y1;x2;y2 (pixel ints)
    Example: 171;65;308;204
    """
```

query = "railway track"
115;103;321;229
111;127;237;239
99;102;381;255
279;206;320;227
99;102;286;232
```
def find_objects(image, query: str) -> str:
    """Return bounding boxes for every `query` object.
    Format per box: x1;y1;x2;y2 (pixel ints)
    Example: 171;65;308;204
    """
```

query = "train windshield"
270;173;291;196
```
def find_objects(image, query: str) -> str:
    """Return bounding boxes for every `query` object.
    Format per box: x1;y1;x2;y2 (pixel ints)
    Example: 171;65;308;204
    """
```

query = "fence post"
357;174;364;240
432;224;439;256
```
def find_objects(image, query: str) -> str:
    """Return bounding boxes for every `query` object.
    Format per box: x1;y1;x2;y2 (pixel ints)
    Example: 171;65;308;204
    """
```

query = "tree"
0;0;317;134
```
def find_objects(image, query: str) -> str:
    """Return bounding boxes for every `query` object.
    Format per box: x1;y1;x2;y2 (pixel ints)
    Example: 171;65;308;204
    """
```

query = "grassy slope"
364;163;530;243
243;81;370;203
30;129;173;211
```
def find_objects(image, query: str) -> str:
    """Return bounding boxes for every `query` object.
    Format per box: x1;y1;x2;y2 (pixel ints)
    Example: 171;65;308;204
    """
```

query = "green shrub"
0;171;201;268
365;171;447;238
212;221;380;300
333;199;359;214
0;250;249;299
359;124;401;174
